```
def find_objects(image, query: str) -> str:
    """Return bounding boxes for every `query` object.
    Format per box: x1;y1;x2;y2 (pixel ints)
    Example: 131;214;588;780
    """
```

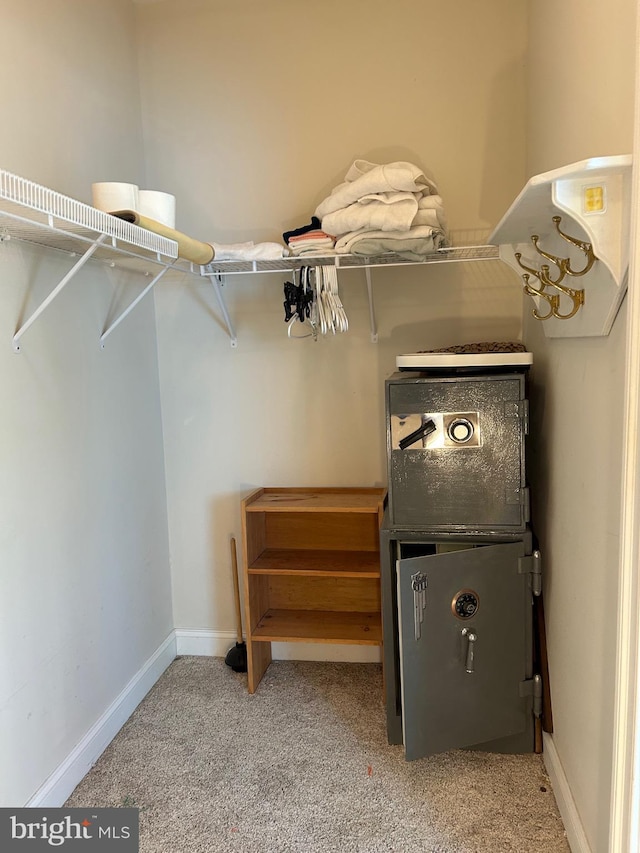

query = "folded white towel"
344;159;439;194
291;247;337;257
412;208;441;229
291;238;335;248
335;224;442;255
322;193;419;236
350;232;445;261
315;161;437;220
210;241;254;259
210;241;288;261
357;190;420;206
410;195;448;232
291;239;335;256
417;194;445;209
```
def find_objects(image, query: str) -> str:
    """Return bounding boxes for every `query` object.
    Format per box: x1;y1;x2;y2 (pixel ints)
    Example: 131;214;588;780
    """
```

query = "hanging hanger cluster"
513;215;596;321
283;265;348;339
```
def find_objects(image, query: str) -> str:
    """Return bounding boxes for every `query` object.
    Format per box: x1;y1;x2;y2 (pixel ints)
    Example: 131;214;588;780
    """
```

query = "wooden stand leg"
247;640;272;694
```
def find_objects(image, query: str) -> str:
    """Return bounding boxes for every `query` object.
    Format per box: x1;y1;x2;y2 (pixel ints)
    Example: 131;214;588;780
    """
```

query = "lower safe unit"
241;487;386;693
380;522;542;761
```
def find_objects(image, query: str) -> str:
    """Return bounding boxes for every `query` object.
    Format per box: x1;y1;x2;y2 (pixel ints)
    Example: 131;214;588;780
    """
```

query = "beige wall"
1;0;146;198
0;0;173;805
524;2;637;851
135;0;528;242
134;0;529;632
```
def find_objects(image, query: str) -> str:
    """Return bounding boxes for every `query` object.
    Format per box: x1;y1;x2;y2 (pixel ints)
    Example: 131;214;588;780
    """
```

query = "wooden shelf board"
251;609;382;645
245;487;386;514
248;548;380;577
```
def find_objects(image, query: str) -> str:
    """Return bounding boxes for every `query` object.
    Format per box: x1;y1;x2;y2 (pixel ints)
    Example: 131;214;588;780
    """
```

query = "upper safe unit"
489;155;632;338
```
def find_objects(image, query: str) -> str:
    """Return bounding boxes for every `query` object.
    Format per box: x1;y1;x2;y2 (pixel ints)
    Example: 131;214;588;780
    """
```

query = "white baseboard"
25;629;380;808
175;628;382;663
175;628;237;657
26;632;177;808
543;732;592;853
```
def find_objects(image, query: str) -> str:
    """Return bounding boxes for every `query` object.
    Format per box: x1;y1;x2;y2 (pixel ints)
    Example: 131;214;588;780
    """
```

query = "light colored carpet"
66;657;569;852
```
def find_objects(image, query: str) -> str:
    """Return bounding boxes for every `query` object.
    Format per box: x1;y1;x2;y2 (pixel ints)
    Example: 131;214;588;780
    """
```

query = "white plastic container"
137;190;176;229
91;181;139;213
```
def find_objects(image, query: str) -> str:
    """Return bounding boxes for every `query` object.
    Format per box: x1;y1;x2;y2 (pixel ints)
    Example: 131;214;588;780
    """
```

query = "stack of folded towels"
313;159;448;260
283;216;336;256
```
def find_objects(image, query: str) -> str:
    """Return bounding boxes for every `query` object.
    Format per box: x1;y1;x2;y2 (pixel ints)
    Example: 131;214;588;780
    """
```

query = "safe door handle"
461;628;477;673
398;418;436;450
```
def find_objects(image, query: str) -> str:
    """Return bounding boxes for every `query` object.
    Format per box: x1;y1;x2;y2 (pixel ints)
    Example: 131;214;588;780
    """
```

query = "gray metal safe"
386;370;529;532
381;364;541;761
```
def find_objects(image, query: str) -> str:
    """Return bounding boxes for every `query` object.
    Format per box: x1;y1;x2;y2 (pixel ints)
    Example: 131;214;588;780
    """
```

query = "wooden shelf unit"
240;487;386;692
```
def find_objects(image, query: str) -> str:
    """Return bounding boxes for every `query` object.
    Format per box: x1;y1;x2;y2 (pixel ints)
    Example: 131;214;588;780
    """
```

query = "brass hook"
552;216;598;276
535;267;585;320
538;265;582;299
513;216;591;322
552;287;585;320
522;274;558;321
514;251;544;279
530;236;566;285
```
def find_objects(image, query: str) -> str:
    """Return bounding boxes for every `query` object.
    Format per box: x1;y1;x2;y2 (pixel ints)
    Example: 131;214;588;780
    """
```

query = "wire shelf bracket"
365;267;378;343
100;265;171;349
13;234;108;352
207;274;238;347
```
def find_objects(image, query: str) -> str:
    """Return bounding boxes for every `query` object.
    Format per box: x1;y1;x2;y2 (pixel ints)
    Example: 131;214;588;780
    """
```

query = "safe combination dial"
452;589;479;620
447;417;474;443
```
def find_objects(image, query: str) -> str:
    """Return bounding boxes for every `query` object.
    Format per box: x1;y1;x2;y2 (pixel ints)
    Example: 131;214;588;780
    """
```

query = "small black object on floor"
225;641;247;673
224;536;248;674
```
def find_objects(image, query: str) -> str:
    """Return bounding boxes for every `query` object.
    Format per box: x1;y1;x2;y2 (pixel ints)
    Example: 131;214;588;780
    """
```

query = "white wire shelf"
202;235;500;347
0;169;184;269
0;168;502;349
0;169;206;350
203;243;499;276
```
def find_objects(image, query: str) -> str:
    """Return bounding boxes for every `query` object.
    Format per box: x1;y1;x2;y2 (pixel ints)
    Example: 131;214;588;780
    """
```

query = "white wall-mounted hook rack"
489;155;632;337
